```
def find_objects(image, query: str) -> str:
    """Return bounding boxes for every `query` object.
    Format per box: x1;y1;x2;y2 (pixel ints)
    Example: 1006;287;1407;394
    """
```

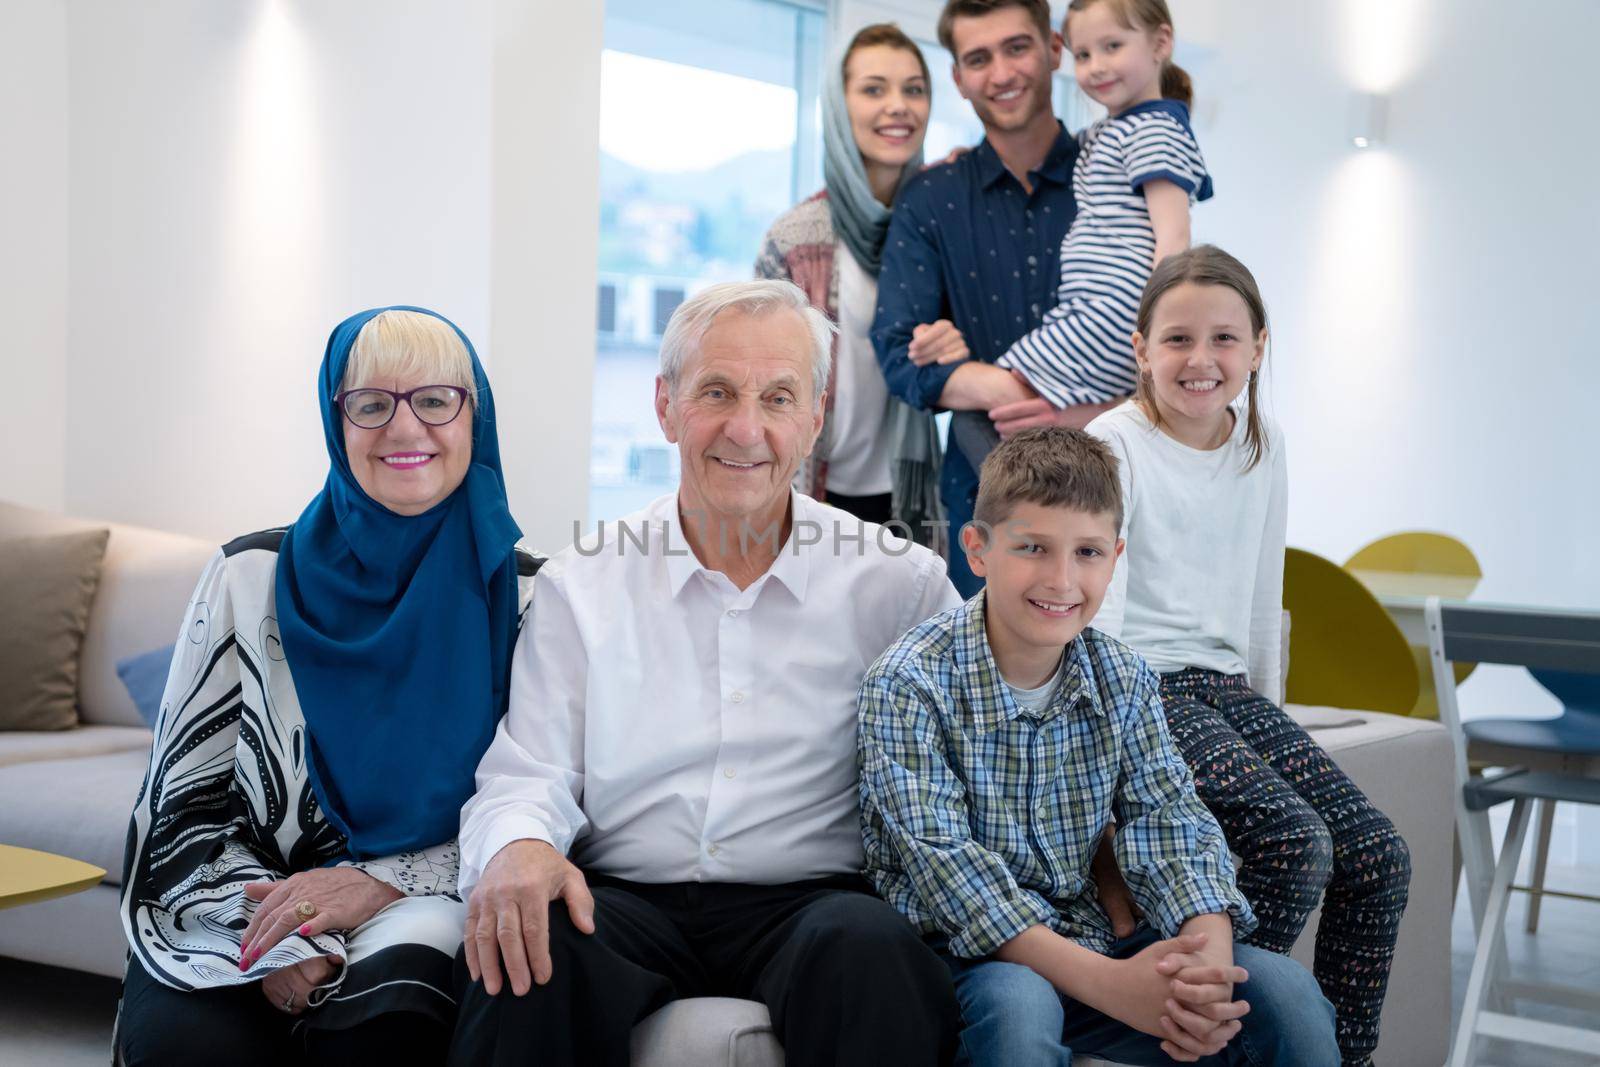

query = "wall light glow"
1339;0;1429;93
1307;150;1415;403
222;0;323;319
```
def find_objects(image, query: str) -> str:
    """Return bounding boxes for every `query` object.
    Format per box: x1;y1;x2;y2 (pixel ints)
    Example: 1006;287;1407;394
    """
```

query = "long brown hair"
1065;0;1191;107
1133;245;1270;470
843;23;930;85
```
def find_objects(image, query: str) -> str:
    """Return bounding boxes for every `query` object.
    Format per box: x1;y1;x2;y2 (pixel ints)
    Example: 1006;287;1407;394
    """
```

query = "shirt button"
724;768;737;779
707;844;720;856
731;691;745;703
726;608;740;617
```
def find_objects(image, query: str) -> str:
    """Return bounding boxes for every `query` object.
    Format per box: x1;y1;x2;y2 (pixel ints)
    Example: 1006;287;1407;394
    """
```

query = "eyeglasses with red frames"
334;385;470;430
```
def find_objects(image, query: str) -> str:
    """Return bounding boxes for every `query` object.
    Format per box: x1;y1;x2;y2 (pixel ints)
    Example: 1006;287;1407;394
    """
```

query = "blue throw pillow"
116;644;175;728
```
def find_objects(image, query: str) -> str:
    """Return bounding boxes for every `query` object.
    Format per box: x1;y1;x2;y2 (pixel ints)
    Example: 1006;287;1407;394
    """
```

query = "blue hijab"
275;306;521;860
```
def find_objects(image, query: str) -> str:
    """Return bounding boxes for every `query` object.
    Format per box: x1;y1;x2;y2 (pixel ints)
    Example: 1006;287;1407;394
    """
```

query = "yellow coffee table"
0;843;105;909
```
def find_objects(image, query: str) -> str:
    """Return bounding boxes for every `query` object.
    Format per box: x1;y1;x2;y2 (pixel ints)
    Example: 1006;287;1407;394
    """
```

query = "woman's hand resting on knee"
260;955;338;1015
239;867;403;968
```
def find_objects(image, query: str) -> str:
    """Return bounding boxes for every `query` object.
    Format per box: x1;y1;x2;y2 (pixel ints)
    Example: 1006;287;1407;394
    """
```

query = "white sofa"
627;705;1456;1067
0;501;211;978
0;501;1453;1066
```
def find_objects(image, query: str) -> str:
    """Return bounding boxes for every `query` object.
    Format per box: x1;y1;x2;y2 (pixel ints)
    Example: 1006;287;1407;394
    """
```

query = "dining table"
1349;568;1482;644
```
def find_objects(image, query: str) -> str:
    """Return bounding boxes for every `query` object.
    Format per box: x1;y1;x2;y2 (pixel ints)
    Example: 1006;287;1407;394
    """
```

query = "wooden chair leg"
1526;800;1557;934
1458;803;1515;1008
1451;798;1534;1067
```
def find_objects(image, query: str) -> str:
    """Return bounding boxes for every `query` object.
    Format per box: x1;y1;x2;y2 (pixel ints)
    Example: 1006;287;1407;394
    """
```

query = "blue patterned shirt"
858;594;1254;958
870;126;1079;595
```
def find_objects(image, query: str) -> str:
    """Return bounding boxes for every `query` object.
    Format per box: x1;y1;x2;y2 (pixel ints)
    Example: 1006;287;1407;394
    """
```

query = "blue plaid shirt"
858;594;1255;958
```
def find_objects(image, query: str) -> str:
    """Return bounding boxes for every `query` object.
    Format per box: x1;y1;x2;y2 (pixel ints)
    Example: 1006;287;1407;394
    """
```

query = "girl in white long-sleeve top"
1087;246;1409;1067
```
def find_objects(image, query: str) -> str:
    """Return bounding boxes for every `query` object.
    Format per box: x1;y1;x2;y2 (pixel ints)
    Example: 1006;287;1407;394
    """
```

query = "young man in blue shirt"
858;428;1339;1065
872;0;1114;596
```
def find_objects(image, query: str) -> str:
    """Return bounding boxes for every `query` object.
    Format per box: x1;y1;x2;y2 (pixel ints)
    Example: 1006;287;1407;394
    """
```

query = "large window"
589;0;825;522
589;3;1097;522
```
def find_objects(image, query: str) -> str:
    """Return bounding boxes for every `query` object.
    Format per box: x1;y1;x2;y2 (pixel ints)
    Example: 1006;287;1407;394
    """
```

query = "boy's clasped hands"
1144;925;1252;1062
1090;863;1251;1062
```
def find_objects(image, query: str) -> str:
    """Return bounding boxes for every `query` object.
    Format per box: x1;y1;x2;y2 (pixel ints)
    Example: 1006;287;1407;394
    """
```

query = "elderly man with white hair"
448;280;962;1066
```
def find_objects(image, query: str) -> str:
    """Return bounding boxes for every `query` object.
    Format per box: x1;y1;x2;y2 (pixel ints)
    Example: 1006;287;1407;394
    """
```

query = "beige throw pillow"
0;528;111;731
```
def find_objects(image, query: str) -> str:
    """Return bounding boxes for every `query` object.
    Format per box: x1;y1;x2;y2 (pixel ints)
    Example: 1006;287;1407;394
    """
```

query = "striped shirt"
1000;100;1212;409
858;592;1253;959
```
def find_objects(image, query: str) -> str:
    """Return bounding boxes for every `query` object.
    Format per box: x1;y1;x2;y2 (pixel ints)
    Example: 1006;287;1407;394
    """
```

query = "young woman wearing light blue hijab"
756;23;962;550
117;308;540;1065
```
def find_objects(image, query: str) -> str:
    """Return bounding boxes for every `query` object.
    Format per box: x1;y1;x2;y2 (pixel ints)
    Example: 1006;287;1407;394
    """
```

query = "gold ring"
295;900;317;921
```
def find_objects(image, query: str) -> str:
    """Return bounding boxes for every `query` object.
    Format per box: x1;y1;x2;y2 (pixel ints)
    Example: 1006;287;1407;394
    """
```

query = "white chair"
1427;597;1600;1067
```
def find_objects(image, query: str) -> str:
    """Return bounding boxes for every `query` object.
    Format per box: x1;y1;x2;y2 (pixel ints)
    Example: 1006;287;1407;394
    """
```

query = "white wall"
1179;0;1599;610
61;0;494;541
30;0;1597;613
489;0;602;555
0;0;69;512
1172;0;1598;714
55;0;599;551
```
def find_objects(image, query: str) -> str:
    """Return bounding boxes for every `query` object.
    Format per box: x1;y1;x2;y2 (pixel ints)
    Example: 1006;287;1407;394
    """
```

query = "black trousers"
448;874;959;1067
948;410;1000;475
823;490;894;526
118;955;450;1067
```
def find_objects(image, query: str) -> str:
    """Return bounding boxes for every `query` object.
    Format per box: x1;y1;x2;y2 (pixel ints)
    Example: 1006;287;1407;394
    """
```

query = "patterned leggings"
1159;668;1411;1067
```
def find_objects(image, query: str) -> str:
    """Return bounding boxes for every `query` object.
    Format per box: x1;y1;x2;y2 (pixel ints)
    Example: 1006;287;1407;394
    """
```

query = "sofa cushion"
0;528;110;731
632;997;783;1067
0;724;151;769
77;522;214;727
0;501;215;728
0;747;149;884
1286;702;1443;758
116;644;175;727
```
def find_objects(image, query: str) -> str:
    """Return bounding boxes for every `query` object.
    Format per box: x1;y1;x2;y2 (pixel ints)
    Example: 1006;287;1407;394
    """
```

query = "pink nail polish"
299;923;312;936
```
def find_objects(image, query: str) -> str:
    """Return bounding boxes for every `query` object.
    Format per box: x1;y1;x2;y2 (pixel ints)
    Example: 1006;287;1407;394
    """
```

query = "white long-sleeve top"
457;490;961;894
1087;401;1286;702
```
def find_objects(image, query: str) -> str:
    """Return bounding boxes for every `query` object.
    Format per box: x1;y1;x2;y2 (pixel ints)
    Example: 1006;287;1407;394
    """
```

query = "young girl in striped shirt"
1088;246;1411;1067
950;0;1209;469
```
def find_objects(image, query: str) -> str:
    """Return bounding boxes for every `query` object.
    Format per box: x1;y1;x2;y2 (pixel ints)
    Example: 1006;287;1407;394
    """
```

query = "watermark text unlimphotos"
572;513;1019;558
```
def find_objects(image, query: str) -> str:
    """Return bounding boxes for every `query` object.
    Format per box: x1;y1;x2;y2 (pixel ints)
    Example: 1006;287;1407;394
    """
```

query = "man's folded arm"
871;190;962;412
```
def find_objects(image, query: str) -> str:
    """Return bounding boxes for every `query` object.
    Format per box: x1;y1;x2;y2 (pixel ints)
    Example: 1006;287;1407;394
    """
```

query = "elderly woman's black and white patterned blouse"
120;528;540;1028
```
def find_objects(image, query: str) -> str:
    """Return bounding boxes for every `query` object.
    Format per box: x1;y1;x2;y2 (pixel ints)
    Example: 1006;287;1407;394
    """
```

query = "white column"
489;0;604;553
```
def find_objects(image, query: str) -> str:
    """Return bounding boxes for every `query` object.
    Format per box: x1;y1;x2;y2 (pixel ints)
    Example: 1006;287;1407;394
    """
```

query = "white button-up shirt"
458;491;961;892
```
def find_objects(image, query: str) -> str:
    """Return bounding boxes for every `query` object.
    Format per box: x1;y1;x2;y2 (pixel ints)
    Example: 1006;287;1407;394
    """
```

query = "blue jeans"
944;928;1338;1067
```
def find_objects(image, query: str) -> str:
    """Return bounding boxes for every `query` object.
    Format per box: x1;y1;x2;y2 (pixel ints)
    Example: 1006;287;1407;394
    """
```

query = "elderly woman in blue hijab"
755;22;963;548
116;308;538;1065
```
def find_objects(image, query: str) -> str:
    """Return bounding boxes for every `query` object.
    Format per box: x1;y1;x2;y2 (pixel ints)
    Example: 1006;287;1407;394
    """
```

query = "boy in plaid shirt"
858;428;1337;1065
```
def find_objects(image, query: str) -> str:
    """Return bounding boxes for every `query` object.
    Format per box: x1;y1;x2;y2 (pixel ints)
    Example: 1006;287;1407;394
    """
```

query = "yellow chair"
1346;532;1483;718
1284;547;1419;715
1346;530;1483;581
